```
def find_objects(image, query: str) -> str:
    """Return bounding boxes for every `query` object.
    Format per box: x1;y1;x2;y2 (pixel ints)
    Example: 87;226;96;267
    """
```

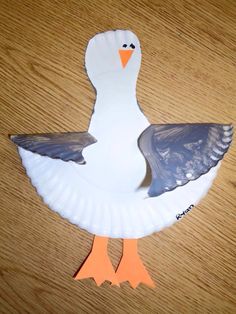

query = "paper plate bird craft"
11;30;233;288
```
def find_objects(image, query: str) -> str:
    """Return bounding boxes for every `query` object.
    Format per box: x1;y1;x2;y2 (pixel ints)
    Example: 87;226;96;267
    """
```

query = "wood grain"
0;0;235;313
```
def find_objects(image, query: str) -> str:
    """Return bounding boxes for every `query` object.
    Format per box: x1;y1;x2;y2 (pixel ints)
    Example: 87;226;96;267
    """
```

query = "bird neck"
87;72;150;137
89;83;141;122
87;86;149;139
95;85;136;108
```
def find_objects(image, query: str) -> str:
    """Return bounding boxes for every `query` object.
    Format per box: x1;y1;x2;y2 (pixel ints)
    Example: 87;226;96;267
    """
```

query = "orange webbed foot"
74;236;119;286
116;239;155;288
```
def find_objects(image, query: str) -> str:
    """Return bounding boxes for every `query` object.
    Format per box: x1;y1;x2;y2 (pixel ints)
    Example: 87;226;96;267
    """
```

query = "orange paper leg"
74;236;119;286
116;239;155;288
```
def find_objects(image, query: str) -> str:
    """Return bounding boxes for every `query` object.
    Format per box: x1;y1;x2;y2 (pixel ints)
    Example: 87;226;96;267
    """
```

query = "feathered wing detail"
138;123;233;197
11;132;97;164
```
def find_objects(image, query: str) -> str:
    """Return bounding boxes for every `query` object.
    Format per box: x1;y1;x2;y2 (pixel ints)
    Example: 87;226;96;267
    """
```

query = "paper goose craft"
11;30;233;288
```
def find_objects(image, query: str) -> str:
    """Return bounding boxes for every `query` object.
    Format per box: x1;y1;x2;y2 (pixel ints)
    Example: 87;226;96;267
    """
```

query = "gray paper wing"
11;132;97;164
138;123;233;197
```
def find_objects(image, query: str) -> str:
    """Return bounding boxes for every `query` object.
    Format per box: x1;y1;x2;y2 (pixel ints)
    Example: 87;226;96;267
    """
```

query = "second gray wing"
11;132;97;164
138;123;233;197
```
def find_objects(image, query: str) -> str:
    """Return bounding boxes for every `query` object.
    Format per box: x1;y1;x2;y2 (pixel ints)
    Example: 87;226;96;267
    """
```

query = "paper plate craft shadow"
11;30;233;288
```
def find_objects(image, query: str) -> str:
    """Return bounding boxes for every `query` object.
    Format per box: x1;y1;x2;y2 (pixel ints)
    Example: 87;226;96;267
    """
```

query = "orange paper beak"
119;49;133;68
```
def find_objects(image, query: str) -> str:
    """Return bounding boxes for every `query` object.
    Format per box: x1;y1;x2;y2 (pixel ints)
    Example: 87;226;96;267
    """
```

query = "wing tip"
9;134;26;146
9;134;18;143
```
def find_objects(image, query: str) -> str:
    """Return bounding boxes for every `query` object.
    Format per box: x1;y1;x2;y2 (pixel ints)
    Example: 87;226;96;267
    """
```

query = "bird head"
85;30;141;90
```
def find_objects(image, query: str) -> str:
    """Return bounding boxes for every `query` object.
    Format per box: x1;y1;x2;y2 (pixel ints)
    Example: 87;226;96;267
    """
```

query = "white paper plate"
19;147;219;239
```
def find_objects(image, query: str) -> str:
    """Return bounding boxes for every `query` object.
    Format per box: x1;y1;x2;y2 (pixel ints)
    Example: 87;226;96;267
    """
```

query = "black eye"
130;43;135;49
122;44;127;48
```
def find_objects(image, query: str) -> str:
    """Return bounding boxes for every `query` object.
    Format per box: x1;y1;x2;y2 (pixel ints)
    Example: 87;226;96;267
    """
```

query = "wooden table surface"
0;1;235;313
